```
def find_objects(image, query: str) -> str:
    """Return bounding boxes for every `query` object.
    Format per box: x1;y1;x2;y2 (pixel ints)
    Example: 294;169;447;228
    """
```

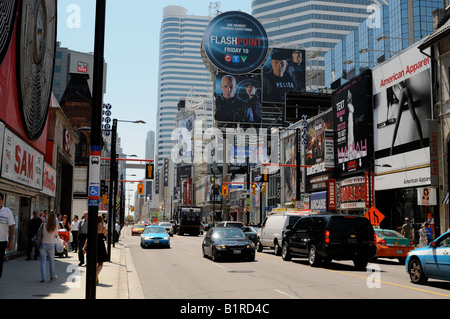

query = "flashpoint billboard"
202;11;269;75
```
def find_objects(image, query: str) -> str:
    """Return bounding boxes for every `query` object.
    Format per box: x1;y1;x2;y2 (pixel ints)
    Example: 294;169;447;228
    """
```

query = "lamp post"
107;119;145;259
86;0;106;300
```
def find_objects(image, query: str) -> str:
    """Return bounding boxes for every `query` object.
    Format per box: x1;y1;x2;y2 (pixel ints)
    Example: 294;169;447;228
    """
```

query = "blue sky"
57;1;251;204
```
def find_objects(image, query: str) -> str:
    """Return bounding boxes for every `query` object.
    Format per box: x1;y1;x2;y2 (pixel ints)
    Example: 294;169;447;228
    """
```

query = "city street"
122;227;450;299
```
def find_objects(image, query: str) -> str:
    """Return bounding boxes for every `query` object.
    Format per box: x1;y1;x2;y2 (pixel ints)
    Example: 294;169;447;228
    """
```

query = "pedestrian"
425;222;433;244
0;192;15;280
61;215;71;231
71;215;79;252
39;212;58;282
401;217;414;242
56;213;62;229
42;210;48;222
83;215;108;285
114;220;121;243
418;223;428;248
26;210;42;260
78;211;88;266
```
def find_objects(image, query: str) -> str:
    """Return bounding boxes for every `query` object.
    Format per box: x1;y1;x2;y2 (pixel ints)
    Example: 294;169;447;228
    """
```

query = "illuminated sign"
203;11;268;75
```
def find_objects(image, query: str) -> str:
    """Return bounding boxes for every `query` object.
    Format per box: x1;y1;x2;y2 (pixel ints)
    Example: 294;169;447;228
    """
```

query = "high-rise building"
324;0;446;88
156;6;213;170
251;0;373;89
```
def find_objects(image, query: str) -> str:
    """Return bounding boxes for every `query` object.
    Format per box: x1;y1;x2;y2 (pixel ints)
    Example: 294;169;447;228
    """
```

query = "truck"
176;206;202;236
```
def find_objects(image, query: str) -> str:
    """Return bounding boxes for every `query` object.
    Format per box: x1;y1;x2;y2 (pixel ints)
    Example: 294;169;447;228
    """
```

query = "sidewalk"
0;229;144;299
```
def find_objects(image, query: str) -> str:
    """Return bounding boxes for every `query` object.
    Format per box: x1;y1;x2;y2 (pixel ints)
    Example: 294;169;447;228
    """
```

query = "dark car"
241;226;260;245
281;214;376;270
202;227;255;262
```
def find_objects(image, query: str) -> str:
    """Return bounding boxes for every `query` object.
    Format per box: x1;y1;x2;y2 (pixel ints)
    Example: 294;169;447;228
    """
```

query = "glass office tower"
156;6;213;169
252;0;373;89
324;0;446;87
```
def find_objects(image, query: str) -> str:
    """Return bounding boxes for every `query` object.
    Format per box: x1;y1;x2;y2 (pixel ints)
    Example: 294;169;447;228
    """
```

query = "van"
281;214;377;269
257;212;311;255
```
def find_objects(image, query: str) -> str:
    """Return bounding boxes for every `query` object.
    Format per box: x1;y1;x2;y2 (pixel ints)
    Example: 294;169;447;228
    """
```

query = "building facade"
156;6;213;171
251;0;374;89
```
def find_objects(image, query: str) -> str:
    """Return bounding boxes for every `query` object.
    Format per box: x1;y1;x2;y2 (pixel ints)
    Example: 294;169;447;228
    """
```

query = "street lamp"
107;118;145;260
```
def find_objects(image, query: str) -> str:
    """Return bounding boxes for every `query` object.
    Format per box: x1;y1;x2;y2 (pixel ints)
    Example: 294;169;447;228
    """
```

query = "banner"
262;48;306;103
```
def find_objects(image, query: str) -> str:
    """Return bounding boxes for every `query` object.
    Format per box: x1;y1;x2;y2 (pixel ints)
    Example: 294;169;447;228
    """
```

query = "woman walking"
39;212;58;282
83;215;108;284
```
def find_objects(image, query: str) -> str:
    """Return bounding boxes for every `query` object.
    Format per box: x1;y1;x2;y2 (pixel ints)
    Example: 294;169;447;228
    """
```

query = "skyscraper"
251;0;373;89
156;6;213;169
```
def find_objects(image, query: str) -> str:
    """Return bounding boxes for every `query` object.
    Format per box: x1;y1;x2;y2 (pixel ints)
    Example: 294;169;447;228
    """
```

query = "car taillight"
324;231;330;245
376;238;386;245
410;240;414;246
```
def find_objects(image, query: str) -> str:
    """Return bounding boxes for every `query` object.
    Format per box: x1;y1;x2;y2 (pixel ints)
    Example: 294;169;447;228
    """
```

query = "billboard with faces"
262;48;306;103
214;72;262;123
332;70;373;178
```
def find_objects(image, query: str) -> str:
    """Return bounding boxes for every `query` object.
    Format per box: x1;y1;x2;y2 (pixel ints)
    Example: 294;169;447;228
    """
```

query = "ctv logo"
224;55;248;63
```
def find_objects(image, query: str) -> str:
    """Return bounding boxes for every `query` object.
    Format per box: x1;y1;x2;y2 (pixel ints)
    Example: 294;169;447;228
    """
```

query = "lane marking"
257;252;450;298
274;289;298;299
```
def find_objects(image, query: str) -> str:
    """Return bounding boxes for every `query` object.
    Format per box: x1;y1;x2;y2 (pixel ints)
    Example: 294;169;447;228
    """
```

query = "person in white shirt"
71;215;80;252
39;212;58;282
0;192;15;279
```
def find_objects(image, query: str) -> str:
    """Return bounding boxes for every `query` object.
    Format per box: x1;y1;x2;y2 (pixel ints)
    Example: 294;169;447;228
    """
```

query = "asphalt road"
122;227;450;299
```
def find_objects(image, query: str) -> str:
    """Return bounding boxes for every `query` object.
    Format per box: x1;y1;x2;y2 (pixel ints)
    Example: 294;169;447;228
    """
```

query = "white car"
159;222;174;236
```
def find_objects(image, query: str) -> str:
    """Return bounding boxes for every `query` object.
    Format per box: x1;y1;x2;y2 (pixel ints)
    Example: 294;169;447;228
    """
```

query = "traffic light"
263;168;269;182
222;184;228;196
145;164;154;179
137;183;144;194
252;183;256;195
262;182;267;195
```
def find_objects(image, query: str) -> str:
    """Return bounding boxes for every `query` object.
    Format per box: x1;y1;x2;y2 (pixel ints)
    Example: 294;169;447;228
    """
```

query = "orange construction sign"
365;206;385;226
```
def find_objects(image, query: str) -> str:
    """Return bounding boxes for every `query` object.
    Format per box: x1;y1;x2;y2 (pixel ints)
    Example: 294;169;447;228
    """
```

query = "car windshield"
329;216;373;232
143;227;167;234
159;223;171;227
226;222;244;228
212;228;245;239
375;230;403;238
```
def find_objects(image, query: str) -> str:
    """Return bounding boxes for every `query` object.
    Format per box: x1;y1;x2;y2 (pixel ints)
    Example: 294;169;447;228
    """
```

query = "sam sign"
203;11;269;75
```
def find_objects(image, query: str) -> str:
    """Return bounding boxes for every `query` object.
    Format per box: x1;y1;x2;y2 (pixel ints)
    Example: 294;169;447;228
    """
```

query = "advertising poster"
173;115;194;162
202;11;269;75
215;73;262;123
332;70;372;177
372;41;432;190
282;133;296;204
262;48;306;103
305;108;334;192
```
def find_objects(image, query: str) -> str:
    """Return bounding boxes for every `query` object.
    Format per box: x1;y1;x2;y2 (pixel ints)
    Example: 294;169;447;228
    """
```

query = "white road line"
274;289;298;299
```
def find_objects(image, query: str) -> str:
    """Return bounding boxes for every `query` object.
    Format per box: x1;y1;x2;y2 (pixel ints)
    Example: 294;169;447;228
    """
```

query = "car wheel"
256;240;263;252
308;245;321;267
212;248;220;262
274;241;281;256
409;258;428;284
353;258;369;270
281;242;291;261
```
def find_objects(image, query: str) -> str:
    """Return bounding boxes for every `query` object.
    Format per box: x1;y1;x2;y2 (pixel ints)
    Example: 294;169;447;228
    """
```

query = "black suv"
281;214;376;270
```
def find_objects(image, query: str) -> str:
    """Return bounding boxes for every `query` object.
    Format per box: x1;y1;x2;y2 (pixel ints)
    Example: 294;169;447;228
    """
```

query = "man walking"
0;192;15;279
26;210;42;260
78;211;88;266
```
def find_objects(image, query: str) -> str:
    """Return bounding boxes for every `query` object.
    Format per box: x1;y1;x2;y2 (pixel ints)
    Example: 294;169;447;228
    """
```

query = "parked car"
406;230;450;284
373;228;414;264
140;226;170;248
216;221;244;228
131;223;147;236
281;214;377;270
159;222;174;236
241;226;259;245
202;227;255;262
257;212;310;255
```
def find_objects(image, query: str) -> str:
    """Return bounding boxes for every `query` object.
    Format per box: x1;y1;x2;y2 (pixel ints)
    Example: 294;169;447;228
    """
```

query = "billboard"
215;73;262;123
172;115;194;162
262;48;306;103
202;11;269;75
282;133;296;204
305;108;334;192
332;70;373;177
372;41;432;190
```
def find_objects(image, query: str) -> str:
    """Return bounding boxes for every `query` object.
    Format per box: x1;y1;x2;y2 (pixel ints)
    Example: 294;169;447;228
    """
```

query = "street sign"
364;206;385;226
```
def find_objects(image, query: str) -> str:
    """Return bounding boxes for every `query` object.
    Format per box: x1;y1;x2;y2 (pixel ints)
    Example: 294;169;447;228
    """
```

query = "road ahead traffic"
122;226;450;299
